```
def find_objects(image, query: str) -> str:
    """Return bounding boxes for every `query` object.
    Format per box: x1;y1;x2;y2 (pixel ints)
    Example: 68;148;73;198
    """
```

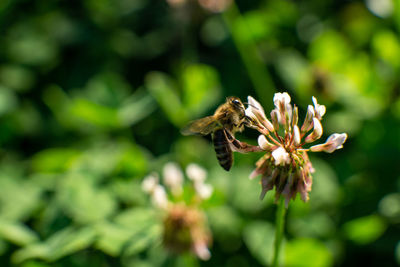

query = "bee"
181;97;248;171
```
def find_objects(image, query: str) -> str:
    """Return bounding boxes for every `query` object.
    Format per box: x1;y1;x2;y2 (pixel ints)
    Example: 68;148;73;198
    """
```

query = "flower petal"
258;135;274;150
186;163;207;183
272;147;290;166
310;133;348;153
142;173;159;193
312;96;326;120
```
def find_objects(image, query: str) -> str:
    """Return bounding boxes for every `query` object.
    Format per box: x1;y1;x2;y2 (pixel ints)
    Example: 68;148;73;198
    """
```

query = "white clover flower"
312;96;326;120
310;133;348;153
186;163;207;183
245;94;347;206
163;162;184;196
272;147;291;166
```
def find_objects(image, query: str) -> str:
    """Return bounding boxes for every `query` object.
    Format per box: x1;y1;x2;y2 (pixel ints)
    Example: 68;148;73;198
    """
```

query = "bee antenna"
244;102;259;110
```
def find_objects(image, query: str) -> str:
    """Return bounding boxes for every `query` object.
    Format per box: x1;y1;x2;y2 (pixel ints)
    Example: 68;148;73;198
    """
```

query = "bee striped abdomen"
212;129;233;171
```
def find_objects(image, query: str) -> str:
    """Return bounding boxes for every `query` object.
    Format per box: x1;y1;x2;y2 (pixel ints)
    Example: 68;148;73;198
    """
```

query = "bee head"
226;96;243;110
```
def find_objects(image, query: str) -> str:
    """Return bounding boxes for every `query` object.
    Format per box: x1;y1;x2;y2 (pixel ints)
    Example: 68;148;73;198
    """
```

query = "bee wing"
181;116;219;136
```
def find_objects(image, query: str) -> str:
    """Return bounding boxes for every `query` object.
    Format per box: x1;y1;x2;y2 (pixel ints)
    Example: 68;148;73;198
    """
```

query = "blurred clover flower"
166;0;232;13
245;93;347;207
142;162;213;260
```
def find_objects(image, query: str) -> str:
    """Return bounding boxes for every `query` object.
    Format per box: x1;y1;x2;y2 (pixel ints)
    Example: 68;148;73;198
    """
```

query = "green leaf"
69;98;121;128
118;89;157;126
0;174;42;221
0;219;38;246
145;71;188;126
181;64;221;117
57;173;117;224
243;221;275;265
372;30;400;68
0;86;18;116
95;208;161;256
31;148;80;173
285;238;333;267
95;222;136;256
12;226;97;263
343;215;387;244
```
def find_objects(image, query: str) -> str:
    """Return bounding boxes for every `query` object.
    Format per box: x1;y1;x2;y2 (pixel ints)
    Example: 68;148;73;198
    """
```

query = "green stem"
272;196;287;267
222;2;275;106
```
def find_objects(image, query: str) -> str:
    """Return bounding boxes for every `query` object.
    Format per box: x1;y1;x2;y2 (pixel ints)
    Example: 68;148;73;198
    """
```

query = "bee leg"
224;129;263;153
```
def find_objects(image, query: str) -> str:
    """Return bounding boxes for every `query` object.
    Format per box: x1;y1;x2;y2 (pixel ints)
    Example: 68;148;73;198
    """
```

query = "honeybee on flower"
142;162;213;260
245;92;347;207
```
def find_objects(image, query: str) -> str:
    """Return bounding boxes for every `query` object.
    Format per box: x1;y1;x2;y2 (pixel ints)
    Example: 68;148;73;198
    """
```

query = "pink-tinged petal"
312;96;326;120
301;105;315;134
305;118;323;143
246;96;275;132
310;133;347;153
270;109;280;131
193;241;211;260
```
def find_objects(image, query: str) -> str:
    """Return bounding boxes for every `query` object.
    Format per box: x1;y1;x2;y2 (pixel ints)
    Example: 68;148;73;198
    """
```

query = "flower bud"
305;118;323;143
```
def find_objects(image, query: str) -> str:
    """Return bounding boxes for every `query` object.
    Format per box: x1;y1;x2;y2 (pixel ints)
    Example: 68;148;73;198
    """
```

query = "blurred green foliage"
0;0;400;266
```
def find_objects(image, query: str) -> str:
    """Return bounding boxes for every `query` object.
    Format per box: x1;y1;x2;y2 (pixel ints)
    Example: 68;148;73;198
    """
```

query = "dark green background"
0;0;399;266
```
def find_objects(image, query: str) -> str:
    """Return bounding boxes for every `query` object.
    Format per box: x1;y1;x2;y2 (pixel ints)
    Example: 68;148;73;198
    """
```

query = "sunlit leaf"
69;98;120;128
12;226;96;263
0;219;38;246
31;148;80;173
146;71;188;126
181;64;221;118
343;215;387;244
0;174;42;221
57;173;117;224
285;238;333;267
118;89;157;126
372;30;400;68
